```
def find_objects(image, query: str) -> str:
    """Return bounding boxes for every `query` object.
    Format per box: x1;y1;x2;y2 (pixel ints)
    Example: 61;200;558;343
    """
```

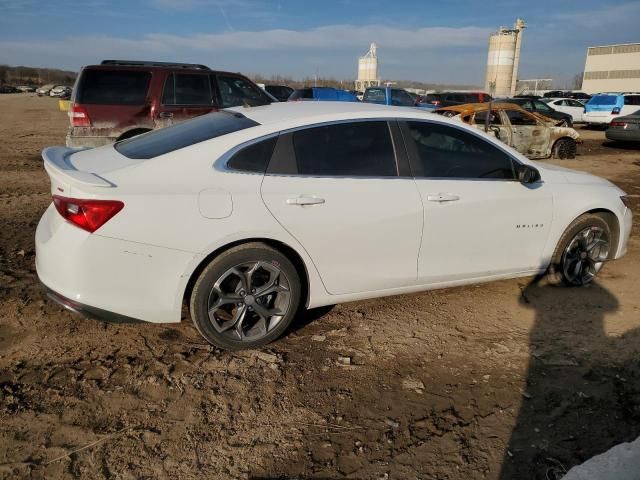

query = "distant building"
484;18;526;97
355;43;380;92
582;43;640;93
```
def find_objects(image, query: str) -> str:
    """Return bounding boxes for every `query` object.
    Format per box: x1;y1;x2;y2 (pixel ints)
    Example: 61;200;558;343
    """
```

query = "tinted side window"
506;110;538;126
533;101;552;112
162;73;213;105
282;121;397;177
227;137;277;173
405;121;515;179
624;95;640;106
77;69;151;105
217;75;271;107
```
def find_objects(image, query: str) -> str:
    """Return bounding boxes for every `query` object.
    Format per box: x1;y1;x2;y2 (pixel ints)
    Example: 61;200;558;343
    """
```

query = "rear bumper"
583;114;616;125
66;133;116;149
36;204;201;323
606;128;640;142
44;286;144;323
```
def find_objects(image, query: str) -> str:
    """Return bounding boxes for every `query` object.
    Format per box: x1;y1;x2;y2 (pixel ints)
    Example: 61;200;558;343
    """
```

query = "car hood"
538;162;621;189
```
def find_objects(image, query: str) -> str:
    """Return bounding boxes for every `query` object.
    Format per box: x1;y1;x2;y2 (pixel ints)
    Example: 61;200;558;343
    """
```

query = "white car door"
261;120;422;295
400;120;553;284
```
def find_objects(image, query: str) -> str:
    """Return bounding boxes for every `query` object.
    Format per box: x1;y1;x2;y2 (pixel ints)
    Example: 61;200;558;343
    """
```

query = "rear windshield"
115;111;258;159
363;88;386;102
77;69;151;105
589;95;618;106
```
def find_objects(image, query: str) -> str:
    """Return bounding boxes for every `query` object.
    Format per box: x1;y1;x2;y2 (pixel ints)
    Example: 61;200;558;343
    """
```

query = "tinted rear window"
77;69;151;105
115;111;258;159
589;95;618;106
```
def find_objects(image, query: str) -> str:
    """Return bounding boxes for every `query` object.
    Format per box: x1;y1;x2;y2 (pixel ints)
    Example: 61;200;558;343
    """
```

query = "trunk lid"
42;146;142;196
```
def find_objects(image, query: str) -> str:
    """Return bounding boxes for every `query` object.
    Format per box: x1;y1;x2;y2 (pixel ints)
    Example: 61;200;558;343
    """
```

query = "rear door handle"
158;111;174;118
286;196;325;206
426;193;460;202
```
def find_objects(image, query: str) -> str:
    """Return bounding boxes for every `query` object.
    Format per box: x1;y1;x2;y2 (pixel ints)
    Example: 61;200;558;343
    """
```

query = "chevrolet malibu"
36;102;633;350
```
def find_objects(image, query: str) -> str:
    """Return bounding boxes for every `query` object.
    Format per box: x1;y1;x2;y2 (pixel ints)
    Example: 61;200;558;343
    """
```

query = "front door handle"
286;196;325;206
426;193;460;203
158;111;174;118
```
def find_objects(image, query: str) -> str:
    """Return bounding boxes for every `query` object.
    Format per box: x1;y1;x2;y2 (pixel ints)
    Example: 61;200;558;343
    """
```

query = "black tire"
552;137;577;159
547;214;612;286
190;242;301;350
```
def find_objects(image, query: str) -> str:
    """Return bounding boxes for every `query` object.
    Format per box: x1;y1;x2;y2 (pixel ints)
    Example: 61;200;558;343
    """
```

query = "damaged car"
434;102;580;159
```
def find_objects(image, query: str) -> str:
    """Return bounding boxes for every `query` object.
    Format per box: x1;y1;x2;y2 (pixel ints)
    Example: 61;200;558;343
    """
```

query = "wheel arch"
585;208;621;259
181;238;311;314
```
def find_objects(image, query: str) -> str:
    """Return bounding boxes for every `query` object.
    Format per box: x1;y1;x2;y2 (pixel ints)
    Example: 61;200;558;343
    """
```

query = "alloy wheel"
206;261;291;341
562;226;610;285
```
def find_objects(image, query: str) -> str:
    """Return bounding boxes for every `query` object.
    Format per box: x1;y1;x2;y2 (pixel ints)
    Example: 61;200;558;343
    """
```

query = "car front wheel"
190;243;302;350
548;214;612;286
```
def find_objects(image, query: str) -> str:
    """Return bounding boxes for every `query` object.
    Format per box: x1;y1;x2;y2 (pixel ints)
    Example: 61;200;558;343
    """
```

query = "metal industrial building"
582;43;640;93
484;18;526;97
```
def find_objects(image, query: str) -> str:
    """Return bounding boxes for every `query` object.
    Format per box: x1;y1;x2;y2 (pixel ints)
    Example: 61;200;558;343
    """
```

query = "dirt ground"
1;93;639;480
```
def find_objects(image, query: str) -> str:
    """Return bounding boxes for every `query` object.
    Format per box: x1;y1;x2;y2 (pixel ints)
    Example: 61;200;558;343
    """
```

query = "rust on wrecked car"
434;102;580;159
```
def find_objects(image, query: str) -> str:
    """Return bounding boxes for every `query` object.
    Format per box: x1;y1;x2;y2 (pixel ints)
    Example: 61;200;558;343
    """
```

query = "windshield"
115;111;258;159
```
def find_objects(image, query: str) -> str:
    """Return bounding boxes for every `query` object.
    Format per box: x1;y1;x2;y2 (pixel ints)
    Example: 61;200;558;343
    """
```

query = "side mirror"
518;164;541;184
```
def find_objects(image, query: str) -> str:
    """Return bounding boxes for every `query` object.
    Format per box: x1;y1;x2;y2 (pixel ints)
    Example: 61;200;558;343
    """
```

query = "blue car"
288;87;358;102
362;86;433;109
583;92;640;125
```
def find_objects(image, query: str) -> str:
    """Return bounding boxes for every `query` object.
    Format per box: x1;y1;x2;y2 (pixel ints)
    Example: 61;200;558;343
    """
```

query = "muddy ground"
1;93;639;480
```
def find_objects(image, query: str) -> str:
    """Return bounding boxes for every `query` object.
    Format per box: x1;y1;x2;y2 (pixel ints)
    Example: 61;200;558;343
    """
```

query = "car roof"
227;102;432;129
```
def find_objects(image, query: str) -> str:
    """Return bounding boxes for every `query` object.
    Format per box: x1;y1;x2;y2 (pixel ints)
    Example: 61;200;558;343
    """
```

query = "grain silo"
484;18;526;97
355;43;381;91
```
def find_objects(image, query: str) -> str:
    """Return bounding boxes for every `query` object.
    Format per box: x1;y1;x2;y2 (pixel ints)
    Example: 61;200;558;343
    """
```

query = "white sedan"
544;98;586;123
36;102;632;350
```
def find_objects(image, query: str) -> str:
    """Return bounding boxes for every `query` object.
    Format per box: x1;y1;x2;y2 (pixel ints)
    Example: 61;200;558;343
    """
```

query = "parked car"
583;93;640;126
288;87;358;102
66;59;273;148
500;97;574;126
0;85;20;93
420;91;492;108
263;84;293;102
36;84;55;96
16;85;37;92
434;102;580;159
544;98;586;123
606;109;640;143
49;85;72;98
36;102;632;350
362;86;425;107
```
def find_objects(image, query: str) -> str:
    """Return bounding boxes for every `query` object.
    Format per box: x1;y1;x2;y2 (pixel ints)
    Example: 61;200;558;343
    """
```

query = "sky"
0;0;638;87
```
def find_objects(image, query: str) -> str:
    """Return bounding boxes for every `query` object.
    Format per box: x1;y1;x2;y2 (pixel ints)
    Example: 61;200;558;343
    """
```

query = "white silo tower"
355;43;381;91
485;18;526;97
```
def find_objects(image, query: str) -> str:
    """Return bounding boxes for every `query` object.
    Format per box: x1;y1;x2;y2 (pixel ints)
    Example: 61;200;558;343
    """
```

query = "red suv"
67;60;273;148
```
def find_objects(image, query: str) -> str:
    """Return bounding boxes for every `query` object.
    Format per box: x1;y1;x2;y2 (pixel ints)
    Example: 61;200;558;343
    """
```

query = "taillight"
610;121;627;128
69;104;91;127
52;195;123;233
612;107;621;115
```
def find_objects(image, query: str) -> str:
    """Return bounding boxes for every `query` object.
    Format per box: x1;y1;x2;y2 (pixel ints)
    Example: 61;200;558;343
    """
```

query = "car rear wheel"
548;214;612;286
552;137;577;159
190;242;301;350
